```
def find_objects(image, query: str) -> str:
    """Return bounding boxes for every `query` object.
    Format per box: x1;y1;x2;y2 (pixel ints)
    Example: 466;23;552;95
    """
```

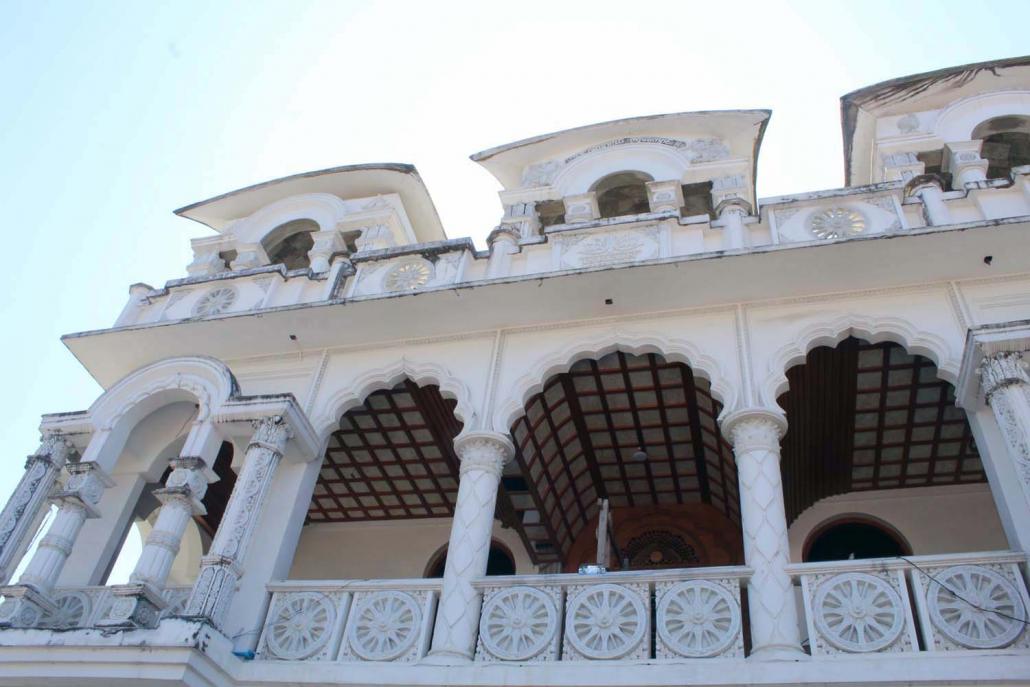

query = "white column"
980;352;1030;510
99;457;209;628
722;409;804;659
0;461;112;627
182;416;291;629
714;199;752;251
0;434;76;584
906;177;951;226
307;229;346;273
486;227;520;279
427;431;514;663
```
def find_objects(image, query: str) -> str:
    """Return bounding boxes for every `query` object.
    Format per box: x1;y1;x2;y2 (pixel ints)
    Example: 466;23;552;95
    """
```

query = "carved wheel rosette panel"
813;572;905;653
383;259;434;292
925;565;1028;649
478;586;559;662
346;591;422;662
263;592;337;661
192;286;238;317
564;583;648;660
656;580;742;658
42;591;90;629
807;207;866;240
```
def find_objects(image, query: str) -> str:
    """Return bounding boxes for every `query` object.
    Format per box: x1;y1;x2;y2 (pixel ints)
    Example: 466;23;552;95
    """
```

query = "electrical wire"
896;555;1030;627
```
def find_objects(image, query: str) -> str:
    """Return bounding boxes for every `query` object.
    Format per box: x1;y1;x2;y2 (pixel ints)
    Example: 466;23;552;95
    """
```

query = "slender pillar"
99;457;209;628
905;175;951;226
980;352;1030;508
486;227;520;279
715;199;752;251
427;431;514;663
0;434;77;585
722;409;804;659
0;462;112;627
183;416;291;629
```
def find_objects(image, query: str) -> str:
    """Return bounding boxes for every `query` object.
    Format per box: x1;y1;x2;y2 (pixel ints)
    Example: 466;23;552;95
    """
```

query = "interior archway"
778;337;992;558
509;350;741;571
424;540;517;578
264;218;319;270
803;515;911;562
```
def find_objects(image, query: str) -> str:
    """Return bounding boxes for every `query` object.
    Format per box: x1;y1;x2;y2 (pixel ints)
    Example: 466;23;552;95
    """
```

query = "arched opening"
972;116;1030;179
509;350;743;573
803;515;911;562
104;425;236;586
779;337;1004;558
591;171;653;219
263;218;319;270
424;540;517;578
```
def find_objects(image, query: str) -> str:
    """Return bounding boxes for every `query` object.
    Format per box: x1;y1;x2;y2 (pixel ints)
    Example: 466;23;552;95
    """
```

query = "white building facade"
0;57;1029;686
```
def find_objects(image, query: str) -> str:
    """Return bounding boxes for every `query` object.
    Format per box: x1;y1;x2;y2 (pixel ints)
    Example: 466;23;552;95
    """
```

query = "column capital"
54;462;113;517
154;456;209;513
249;415;293;455
30;433;77;470
721;408;787;452
454;431;514;478
715;197;752;218
980;351;1030;399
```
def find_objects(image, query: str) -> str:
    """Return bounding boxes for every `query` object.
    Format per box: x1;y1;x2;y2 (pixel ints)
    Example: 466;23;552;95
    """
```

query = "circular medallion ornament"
347;591;421;661
927;565;1026;649
264;592;336;660
808;207;867;240
383;260;433;292
192;287;238;316
814;572;905;653
565;583;646;659
44;592;90;629
479;586;558;661
656;580;741;657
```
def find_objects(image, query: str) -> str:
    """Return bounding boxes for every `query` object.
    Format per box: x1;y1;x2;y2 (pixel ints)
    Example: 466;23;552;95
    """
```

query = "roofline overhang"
840;55;1030;186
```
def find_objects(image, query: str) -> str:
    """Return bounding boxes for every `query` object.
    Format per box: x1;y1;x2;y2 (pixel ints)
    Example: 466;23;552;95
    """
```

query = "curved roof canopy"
471;110;770;193
841;55;1030;186
175;163;447;243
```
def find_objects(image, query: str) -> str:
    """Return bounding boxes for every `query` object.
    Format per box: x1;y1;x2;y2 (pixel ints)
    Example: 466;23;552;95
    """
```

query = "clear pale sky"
0;1;1027;576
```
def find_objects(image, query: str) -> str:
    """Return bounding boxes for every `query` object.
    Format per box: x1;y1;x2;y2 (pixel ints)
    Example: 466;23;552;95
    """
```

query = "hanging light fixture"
631;447;648;462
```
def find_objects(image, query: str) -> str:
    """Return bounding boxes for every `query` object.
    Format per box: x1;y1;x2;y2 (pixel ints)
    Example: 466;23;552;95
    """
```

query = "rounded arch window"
425;541;516;578
263;218;319;270
803;516;911;563
971;115;1030;179
591;171;654;219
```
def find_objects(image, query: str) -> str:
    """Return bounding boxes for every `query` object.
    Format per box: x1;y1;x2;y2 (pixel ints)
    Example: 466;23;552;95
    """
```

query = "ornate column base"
747;644;808;661
0;585;57;628
181;555;240;627
96;583;166;629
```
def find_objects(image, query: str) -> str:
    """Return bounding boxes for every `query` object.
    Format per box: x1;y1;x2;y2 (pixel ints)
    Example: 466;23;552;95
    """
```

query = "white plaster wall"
288;519;534;579
787;483;1008;562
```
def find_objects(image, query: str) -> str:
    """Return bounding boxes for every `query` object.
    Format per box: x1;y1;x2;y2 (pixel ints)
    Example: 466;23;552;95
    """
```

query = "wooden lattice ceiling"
510;352;738;564
308;382;463;522
778;338;984;523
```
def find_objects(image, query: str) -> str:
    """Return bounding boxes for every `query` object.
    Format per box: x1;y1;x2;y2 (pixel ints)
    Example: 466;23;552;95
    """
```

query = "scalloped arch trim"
494;330;734;433
761;315;959;407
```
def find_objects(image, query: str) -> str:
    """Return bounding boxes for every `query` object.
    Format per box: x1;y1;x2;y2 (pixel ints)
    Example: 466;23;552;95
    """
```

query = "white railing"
254;566;750;664
788;551;1029;656
472;566;750;662
256;578;441;662
39;584;192;629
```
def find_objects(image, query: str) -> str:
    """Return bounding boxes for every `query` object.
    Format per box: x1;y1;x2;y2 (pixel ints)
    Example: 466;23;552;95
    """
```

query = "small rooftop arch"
591;171;654;218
